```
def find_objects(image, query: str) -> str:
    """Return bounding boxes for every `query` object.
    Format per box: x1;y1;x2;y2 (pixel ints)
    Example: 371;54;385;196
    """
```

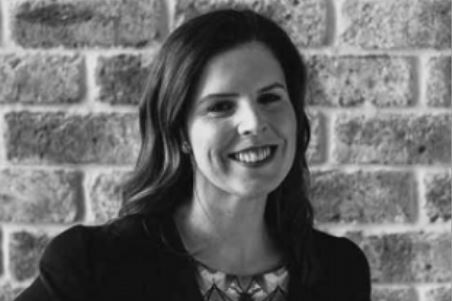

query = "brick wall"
0;0;450;300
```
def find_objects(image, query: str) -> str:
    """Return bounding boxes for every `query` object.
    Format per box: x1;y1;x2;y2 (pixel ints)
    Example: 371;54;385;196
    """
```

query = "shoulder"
311;229;368;261
41;214;164;266
309;229;371;300
311;229;370;274
17;215;179;300
40;223;100;268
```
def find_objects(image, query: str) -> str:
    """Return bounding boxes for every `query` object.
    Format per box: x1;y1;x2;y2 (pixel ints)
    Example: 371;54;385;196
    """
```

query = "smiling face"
185;42;297;200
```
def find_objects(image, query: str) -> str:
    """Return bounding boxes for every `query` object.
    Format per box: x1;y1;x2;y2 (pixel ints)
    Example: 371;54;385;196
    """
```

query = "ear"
179;131;191;154
182;141;191;154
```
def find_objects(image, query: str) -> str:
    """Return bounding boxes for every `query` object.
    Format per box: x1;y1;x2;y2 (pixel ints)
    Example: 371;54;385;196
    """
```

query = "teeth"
233;146;273;163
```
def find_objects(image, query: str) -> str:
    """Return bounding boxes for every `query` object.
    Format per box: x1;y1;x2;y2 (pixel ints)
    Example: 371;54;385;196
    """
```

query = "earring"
182;141;191;154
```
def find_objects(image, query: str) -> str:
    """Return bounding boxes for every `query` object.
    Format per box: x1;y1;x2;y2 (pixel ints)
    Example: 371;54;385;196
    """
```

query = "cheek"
275;107;297;140
279;109;298;163
188;120;230;162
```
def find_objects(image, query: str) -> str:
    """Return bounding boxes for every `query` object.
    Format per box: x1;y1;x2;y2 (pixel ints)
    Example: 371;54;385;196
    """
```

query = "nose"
237;101;268;136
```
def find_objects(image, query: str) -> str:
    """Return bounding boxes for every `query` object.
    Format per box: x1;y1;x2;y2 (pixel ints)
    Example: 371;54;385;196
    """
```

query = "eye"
207;100;234;114
258;93;282;105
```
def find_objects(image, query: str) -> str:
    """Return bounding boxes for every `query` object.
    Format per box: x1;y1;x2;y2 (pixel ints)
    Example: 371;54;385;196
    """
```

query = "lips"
229;145;277;164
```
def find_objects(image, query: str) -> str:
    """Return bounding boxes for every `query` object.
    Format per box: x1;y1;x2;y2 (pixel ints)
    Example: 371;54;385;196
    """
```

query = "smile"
229;145;277;164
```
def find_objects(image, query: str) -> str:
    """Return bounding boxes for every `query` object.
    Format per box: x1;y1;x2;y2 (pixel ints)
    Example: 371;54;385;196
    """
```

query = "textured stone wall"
0;0;450;300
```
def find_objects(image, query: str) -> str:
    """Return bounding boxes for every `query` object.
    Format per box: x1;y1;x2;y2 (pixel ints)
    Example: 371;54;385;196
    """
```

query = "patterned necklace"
195;261;289;301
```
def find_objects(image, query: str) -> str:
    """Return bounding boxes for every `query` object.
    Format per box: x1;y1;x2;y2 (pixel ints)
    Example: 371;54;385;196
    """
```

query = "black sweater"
16;214;371;301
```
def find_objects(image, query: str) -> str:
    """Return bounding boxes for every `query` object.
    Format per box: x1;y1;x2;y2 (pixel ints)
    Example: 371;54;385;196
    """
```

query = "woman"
16;9;370;301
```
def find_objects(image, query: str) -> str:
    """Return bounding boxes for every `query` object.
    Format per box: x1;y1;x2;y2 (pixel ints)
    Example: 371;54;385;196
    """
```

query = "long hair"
119;9;314;283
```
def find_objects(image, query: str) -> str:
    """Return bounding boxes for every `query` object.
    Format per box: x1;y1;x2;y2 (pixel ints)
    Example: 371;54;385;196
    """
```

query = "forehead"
193;42;286;99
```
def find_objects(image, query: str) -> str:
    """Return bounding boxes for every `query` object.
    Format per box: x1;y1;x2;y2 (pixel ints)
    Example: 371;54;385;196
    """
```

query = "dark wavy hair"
119;9;314;283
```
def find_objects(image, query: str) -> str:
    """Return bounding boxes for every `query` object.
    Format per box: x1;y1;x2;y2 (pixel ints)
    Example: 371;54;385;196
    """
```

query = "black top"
16;214;371;301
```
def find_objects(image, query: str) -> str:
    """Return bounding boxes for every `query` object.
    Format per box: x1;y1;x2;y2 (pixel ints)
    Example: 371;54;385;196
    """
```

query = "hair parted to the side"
119;8;314;284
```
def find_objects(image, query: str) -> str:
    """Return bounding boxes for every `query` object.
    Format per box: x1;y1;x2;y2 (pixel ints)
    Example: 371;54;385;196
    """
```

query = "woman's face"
185;42;297;199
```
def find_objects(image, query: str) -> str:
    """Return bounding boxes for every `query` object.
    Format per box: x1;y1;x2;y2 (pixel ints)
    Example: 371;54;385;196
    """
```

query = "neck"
174;187;283;275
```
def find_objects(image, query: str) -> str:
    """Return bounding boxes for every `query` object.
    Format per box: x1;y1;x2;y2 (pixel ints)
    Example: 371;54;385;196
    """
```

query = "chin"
233;182;280;199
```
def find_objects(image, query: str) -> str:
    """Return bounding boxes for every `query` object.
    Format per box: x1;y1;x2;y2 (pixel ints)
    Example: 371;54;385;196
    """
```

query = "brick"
306;110;325;164
0;53;83;104
425;286;452;301
311;170;416;223
424;170;452;222
340;0;451;49
0;169;82;223
96;54;151;105
333;113;451;164
5;112;139;164
0;284;24;301
372;287;418;301
174;0;328;47
89;171;129;223
426;56;451;107
10;230;50;281
306;56;414;107
11;0;165;48
347;232;452;282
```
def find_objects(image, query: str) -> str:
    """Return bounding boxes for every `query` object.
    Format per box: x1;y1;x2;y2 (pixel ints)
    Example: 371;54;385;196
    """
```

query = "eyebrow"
198;82;286;103
258;82;286;93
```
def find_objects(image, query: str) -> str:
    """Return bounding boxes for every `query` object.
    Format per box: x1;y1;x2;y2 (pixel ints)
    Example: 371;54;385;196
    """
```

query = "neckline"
159;214;288;276
194;257;288;278
142;214;301;300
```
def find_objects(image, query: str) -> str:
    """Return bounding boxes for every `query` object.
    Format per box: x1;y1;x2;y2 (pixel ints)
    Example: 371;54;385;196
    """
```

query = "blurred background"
0;0;450;300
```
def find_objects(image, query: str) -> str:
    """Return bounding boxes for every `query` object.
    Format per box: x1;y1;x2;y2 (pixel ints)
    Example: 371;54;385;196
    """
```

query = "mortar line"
1;224;11;282
82;169;95;224
418;55;428;108
84;52;100;108
166;0;176;31
316;222;451;235
416;169;430;226
1;0;14;47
